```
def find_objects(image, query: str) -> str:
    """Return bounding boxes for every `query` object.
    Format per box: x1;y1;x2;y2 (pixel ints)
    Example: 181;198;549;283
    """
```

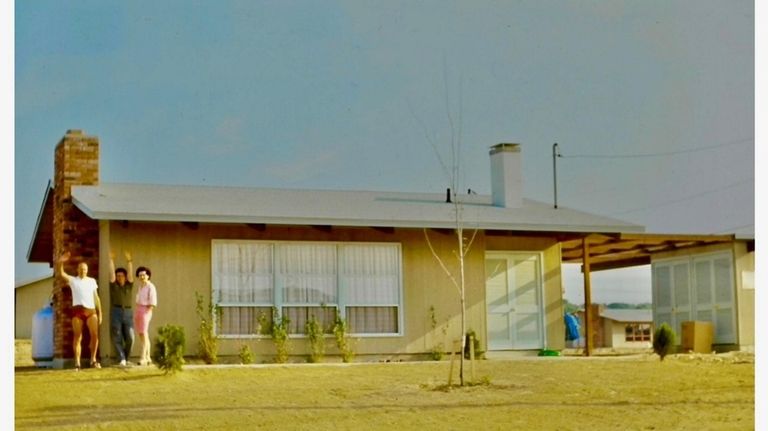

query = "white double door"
652;252;736;344
485;252;545;350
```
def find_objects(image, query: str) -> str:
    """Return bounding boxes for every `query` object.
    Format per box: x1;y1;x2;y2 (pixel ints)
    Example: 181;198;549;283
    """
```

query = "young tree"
413;70;477;386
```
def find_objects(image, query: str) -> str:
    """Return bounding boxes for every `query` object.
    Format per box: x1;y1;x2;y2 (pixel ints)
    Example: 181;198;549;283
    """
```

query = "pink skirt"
134;305;153;334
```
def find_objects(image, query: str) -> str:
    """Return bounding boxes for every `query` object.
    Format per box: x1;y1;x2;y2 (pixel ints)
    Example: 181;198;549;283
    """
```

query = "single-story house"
26;130;754;367
15;274;54;339
576;306;653;349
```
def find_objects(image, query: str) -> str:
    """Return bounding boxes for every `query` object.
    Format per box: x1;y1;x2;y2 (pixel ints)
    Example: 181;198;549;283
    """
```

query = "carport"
558;233;738;356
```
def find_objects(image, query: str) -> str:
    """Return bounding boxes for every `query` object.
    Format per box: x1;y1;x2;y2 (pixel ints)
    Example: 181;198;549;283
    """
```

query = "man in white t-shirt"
57;251;103;370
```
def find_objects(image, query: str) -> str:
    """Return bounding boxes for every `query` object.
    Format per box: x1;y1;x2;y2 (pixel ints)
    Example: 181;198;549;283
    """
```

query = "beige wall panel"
108;222;489;359
733;242;754;349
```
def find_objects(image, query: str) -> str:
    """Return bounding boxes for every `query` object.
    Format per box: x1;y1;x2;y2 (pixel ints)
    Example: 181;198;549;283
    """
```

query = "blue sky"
12;1;755;305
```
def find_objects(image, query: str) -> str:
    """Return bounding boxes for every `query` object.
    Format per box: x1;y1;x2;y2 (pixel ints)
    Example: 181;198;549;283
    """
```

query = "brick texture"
52;130;100;365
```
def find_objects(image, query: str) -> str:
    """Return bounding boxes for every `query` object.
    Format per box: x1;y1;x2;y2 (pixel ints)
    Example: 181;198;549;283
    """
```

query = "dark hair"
136;266;152;278
115;268;128;277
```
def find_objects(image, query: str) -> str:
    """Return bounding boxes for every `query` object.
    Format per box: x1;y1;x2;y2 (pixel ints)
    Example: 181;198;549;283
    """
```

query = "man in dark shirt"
109;251;135;366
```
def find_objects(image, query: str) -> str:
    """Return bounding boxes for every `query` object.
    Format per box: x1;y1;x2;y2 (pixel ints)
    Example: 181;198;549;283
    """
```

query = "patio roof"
559;232;738;271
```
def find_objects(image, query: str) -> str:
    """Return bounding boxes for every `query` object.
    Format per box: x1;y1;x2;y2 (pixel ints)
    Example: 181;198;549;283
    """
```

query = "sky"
3;2;764;425
12;1;755;307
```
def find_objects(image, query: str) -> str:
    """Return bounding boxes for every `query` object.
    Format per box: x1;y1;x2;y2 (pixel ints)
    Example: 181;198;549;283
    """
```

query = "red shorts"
71;305;96;323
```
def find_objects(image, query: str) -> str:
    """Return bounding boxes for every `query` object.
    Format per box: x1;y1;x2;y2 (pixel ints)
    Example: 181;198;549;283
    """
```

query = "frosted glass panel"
694;261;712;305
655;267;672;308
673;263;690;307
714;258;733;303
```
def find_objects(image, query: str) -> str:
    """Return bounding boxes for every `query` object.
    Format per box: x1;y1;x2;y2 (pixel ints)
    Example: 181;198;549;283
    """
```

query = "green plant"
463;329;484;360
653;323;676;361
305;313;325;363
259;307;290;363
239;344;254;365
152;324;186;375
332;310;355;363
428;305;447;361
195;291;221;364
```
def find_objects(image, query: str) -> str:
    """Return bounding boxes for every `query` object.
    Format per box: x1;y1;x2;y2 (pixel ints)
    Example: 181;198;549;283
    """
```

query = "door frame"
484;251;546;350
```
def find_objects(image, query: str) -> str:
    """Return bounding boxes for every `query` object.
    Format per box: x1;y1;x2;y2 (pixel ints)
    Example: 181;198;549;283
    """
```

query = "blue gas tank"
31;303;54;368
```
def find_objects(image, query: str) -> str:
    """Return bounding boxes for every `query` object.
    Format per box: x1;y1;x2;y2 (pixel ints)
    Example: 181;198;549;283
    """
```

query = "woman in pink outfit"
134;266;158;366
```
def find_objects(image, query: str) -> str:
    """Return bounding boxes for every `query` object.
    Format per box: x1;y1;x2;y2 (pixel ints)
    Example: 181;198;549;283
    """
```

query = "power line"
559;137;753;159
610;177;753;215
715;224;754;234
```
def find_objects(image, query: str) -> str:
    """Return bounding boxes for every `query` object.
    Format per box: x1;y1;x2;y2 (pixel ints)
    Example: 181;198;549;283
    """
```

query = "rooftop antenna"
553;143;560;209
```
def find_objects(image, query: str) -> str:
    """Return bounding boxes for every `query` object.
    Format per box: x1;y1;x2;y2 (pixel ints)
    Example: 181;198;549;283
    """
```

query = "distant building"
15;274;53;339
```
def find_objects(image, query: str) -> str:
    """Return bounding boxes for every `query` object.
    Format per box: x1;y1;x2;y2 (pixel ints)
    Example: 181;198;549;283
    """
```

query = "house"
25;130;754;368
15;274;54;339
576;306;653;349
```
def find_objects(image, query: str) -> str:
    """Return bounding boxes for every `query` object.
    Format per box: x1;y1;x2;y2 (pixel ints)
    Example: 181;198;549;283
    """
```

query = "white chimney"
490;143;523;208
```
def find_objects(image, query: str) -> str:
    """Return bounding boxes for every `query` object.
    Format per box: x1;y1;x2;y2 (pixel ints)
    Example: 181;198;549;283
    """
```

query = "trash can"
31;303;54;368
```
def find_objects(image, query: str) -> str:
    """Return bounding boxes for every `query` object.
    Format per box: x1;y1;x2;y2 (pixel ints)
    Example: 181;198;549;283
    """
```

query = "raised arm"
57;251;72;280
109;251;116;283
125;251;134;283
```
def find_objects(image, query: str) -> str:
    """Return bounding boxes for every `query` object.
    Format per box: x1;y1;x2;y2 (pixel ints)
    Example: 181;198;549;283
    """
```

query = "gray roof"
71;183;644;233
600;309;653;323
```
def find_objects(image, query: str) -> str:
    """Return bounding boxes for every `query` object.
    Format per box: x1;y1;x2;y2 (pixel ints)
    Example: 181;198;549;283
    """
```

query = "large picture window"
212;240;402;337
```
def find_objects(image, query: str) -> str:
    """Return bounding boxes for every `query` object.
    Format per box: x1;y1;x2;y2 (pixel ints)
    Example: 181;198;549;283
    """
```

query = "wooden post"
448;339;459;386
582;236;593;357
469;334;476;383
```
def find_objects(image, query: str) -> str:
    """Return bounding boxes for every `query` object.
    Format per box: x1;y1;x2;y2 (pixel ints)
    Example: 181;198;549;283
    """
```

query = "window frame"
211;239;404;339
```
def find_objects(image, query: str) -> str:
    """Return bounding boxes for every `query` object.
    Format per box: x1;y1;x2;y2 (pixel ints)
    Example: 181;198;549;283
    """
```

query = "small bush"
152;324;186;375
332;309;355;363
306;314;325;363
428;305;446;361
260;308;290;363
195;291;221;364
239;344;254;365
653;323;676;361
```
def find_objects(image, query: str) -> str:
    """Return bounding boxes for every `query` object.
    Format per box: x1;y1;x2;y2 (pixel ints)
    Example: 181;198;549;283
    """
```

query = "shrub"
653;323;676;361
305;313;325;363
239;344;254;365
195;291;221;364
259;308;290;363
428;305;447;361
152;324;186;375
332;310;355;363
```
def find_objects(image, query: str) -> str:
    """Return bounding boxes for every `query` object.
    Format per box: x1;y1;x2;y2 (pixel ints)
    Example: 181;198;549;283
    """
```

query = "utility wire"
559;137;753;159
715;224;754;234
610;177;753;215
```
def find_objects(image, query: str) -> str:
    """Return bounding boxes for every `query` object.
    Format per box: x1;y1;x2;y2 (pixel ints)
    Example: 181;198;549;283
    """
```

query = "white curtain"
277;244;337;304
340;244;400;333
213;243;274;335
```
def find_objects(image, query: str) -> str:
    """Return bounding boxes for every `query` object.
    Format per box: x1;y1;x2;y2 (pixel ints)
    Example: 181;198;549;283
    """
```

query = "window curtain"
277;244;337;304
213;243;273;335
340;244;399;333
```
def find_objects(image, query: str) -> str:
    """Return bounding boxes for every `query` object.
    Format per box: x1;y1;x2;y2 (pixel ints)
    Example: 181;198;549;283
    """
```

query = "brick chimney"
489;143;523;208
52;130;100;368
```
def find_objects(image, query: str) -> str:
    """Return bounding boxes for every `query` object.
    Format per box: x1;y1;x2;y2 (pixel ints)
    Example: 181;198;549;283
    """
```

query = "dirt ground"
15;340;754;430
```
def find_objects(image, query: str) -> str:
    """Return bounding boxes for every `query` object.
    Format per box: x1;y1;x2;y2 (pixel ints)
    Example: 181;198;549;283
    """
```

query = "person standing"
134;266;158;366
109;250;135;367
57;251;102;370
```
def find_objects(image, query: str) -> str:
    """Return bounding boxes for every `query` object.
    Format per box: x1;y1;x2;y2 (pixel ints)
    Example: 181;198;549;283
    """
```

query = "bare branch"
423;228;461;294
463;228;479;257
407;100;452;183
